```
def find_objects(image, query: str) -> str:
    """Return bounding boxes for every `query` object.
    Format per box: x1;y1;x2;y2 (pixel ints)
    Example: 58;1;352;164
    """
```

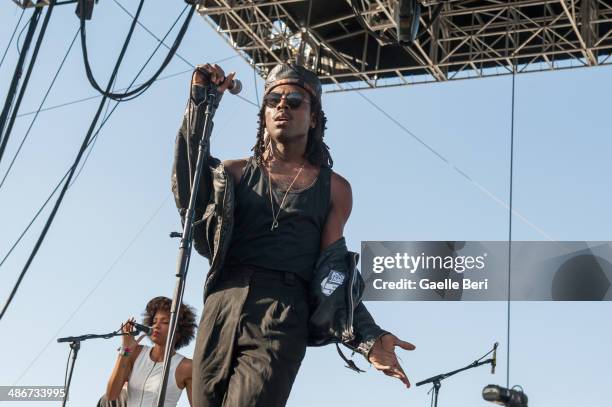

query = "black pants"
192;268;309;407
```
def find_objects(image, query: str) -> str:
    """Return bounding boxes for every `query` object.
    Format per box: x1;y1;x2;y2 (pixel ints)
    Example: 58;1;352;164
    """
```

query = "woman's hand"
368;333;415;388
192;63;236;94
120;317;144;350
106;317;144;399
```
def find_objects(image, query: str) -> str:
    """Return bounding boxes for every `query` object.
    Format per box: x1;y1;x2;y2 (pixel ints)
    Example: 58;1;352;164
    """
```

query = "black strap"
335;343;365;373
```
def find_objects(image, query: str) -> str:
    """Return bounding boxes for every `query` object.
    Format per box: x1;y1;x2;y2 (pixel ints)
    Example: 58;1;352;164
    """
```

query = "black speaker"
395;0;421;44
75;0;96;20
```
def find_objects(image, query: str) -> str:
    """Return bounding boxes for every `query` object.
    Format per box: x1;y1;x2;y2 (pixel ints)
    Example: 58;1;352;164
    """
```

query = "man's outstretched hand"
368;333;415;388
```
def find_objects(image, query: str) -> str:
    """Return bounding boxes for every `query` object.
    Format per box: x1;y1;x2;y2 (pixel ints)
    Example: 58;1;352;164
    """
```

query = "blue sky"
0;2;610;406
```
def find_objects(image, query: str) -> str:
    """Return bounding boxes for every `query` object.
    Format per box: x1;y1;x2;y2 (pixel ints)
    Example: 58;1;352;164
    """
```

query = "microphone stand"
156;81;220;407
57;329;144;407
416;355;495;407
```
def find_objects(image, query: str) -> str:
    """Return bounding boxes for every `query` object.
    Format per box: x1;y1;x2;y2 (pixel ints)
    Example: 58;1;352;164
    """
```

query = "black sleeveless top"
224;156;331;282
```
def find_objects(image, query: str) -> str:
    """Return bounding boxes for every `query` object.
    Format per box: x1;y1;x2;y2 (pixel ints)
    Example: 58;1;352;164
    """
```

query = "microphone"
482;384;528;407
491;342;498;374
226;77;242;95
132;322;152;336
194;68;242;95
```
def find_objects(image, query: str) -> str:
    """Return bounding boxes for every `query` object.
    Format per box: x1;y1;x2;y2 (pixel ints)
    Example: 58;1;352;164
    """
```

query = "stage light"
12;0;50;8
75;0;96;20
395;0;421;45
483;384;528;407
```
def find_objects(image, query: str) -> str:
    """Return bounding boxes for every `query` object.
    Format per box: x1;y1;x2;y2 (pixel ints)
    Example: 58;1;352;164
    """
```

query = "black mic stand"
416;354;495;407
156;81;220;407
57;328;144;406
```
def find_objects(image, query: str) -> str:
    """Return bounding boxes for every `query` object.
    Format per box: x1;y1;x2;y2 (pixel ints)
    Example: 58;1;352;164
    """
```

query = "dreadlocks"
251;97;333;168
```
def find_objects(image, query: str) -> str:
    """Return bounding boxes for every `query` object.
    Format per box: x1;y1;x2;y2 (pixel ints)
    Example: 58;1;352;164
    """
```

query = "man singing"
172;62;415;407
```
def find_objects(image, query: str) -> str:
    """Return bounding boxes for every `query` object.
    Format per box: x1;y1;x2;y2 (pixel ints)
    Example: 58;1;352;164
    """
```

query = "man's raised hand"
193;63;236;94
368;333;416;388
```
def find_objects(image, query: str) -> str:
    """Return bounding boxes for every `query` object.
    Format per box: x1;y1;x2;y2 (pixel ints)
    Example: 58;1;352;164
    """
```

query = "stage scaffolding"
195;0;612;92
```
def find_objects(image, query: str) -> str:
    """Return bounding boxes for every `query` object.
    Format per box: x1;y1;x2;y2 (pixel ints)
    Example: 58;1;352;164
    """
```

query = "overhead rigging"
0;2;51;165
0;0;197;321
196;0;612;91
78;0;195;101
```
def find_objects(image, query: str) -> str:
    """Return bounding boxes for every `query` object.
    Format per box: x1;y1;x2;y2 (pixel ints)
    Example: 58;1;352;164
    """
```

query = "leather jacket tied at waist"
170;93;389;361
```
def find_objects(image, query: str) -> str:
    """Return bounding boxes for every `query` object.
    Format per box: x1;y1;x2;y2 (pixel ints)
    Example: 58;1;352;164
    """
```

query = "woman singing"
104;296;197;406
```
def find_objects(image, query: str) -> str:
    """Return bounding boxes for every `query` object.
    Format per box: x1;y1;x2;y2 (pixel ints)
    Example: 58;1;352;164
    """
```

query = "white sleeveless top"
127;345;185;407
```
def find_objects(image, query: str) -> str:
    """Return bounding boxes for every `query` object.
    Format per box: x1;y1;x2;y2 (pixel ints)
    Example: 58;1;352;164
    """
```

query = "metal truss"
196;0;612;92
11;0;52;7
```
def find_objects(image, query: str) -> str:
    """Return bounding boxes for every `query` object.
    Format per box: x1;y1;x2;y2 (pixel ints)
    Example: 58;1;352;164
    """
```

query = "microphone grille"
229;78;242;95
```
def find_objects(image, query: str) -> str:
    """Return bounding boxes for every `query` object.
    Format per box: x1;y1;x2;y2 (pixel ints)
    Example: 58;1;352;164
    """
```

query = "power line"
0;168;69;270
16;70;193;118
12;101;241;384
70;1;191;186
12;193;172;386
0;5;44;160
353;75;532;389
0;0;148;321
0;28;80;191
110;0;258;107
0;7;26;69
0;55;237;270
14;54;239;119
67;87;112;188
0;0;254;320
112;0;193;69
506;67;517;389
78;3;195;101
0;2;216;320
0;1;56;165
351;86;554;241
15;9;32;56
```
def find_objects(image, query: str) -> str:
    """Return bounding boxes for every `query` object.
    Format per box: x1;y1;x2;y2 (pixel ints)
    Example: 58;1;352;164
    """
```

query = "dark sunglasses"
263;92;310;109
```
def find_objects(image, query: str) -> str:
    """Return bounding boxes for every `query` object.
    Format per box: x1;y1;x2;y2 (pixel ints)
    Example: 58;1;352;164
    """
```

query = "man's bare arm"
320;171;353;250
320;171;416;387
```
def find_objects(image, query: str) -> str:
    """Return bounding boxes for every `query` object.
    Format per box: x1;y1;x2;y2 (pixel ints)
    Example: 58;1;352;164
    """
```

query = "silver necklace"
267;161;305;231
